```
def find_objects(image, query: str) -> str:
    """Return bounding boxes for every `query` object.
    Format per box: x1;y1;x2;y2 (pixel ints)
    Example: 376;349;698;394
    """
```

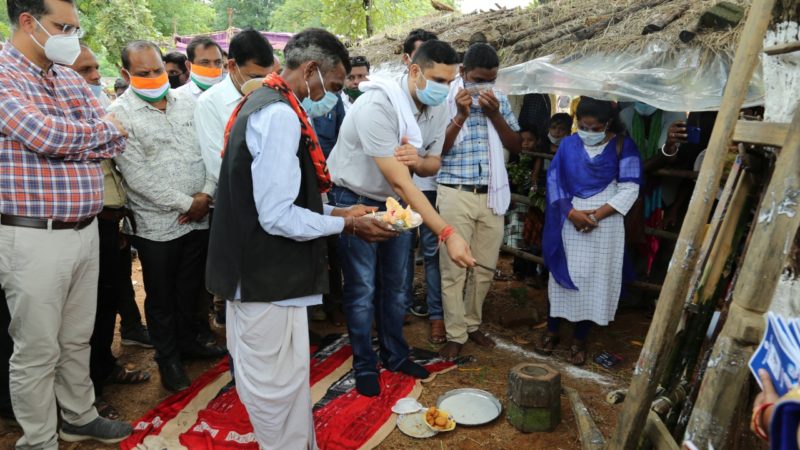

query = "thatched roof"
350;0;749;67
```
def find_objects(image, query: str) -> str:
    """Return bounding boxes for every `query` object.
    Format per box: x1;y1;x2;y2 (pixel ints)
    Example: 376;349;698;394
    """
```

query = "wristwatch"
589;213;599;224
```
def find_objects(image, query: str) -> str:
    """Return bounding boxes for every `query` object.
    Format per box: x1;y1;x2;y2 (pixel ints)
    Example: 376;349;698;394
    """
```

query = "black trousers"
133;230;208;364
0;288;12;418
89;216;124;396
117;236;142;333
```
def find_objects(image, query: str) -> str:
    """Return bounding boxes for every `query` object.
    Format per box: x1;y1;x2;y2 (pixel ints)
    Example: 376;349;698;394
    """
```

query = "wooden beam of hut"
643;8;687;35
502;13;576;47
608;0;777;448
564;387;605;450
683;106;800;449
573;0;672;41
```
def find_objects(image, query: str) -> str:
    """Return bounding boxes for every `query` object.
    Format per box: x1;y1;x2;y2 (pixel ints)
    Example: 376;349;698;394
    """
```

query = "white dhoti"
227;301;317;450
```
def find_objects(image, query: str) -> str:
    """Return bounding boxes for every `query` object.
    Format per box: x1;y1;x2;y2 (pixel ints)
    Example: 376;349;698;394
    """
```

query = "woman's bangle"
752;402;773;441
661;143;679;157
451;118;464;129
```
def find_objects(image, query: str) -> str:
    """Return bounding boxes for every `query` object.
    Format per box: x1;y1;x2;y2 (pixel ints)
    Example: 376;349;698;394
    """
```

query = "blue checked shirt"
437;92;520;186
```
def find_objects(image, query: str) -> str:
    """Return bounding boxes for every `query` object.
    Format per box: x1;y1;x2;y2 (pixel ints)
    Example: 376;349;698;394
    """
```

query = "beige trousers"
227;301;318;450
0;221;100;450
437;186;504;344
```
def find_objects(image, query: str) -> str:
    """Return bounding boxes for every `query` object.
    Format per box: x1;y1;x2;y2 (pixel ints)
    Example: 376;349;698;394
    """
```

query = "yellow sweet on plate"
424;406;456;432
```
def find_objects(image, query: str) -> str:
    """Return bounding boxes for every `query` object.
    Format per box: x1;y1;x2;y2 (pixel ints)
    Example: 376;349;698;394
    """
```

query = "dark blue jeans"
419;191;442;320
331;187;414;377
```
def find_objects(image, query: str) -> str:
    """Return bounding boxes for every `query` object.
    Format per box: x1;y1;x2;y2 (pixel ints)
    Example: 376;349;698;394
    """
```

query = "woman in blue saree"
538;98;642;365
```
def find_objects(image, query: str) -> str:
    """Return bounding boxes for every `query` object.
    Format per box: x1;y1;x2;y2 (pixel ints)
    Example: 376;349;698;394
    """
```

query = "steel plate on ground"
396;412;437;438
436;388;503;426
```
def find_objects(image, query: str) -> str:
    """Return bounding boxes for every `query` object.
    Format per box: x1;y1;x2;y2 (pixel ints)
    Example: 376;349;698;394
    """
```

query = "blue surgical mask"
301;68;339;118
577;129;607;146
634;102;658;117
415;73;449;106
89;83;104;99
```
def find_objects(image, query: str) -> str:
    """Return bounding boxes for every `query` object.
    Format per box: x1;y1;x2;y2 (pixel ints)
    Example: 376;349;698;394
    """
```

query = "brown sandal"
107;364;151;385
536;332;559;355
429;319;446;345
570;340;588;366
95;398;121;420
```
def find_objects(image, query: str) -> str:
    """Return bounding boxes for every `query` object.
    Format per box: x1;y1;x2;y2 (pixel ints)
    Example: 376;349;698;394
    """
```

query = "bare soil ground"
0;255;765;449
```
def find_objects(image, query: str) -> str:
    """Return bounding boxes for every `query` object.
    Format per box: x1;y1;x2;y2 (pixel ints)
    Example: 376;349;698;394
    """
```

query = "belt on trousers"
440;183;489;194
97;207;127;222
0;214;95;230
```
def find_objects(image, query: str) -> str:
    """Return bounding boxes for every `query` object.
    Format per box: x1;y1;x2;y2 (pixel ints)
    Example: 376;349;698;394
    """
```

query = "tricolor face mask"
190;64;224;90
125;70;170;103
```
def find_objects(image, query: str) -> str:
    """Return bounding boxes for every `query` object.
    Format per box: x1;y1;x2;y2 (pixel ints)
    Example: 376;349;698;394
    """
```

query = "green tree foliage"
212;0;285;31
78;0;162;70
270;0;323;32
0;2;9;40
149;0;215;36
272;0;451;40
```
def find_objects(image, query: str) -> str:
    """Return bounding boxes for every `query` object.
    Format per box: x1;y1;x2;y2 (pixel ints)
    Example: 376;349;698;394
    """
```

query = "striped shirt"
437;91;519;186
0;44;125;222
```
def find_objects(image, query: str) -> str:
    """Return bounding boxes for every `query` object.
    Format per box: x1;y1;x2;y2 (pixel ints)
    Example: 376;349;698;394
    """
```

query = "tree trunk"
364;0;374;38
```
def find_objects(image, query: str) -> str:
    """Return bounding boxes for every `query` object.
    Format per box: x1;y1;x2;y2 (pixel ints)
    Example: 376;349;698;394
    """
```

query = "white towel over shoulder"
446;77;510;215
359;76;423;148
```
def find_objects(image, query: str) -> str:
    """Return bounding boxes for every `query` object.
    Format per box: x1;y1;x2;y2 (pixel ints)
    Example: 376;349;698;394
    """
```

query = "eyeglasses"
47;20;85;38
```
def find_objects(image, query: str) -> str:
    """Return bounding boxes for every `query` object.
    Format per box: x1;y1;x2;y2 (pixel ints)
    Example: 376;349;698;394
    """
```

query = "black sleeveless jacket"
206;87;328;302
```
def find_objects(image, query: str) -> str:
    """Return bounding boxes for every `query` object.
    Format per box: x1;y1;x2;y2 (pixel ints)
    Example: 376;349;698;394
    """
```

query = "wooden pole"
565;387;605;450
683;109;800;448
608;0;777;447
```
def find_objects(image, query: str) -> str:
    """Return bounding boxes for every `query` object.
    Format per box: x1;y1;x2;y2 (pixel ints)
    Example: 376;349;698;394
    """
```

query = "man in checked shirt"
0;1;133;448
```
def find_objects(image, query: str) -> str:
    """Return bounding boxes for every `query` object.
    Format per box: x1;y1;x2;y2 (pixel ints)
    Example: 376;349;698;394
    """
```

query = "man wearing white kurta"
205;29;397;450
195;29;277;188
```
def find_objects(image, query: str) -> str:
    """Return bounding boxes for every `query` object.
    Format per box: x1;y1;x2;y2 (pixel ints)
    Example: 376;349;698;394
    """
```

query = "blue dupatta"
543;134;642;290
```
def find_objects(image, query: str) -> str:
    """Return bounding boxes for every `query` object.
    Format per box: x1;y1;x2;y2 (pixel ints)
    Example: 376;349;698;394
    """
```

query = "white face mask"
577;129;607;146
548;133;563;146
30;18;81;66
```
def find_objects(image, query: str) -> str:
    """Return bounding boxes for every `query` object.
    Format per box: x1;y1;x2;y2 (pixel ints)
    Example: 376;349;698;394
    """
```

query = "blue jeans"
420;191;442;320
331;187;413;377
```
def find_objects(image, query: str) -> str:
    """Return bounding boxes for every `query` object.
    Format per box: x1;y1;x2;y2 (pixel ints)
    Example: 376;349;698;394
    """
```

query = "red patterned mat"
121;335;458;450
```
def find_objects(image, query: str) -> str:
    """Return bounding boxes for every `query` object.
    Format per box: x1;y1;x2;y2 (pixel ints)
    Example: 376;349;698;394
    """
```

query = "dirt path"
0;255;750;449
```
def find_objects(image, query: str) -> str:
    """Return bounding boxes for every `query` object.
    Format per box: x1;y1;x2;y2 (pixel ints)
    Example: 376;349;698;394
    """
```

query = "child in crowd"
506;125;540;280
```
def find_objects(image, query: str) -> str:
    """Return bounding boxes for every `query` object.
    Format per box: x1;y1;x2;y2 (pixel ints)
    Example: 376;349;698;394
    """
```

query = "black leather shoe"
181;342;228;359
159;361;190;392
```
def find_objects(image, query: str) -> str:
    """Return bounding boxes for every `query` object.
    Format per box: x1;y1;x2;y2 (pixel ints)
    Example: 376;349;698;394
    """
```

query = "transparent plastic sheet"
494;41;765;112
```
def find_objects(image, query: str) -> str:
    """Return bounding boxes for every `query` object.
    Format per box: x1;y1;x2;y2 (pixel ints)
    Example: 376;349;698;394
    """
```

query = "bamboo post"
608;0;777;448
565;387;605;450
683;109;800;448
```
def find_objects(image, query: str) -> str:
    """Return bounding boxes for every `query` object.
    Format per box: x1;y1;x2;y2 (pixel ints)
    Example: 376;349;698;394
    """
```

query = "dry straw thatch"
350;0;750;67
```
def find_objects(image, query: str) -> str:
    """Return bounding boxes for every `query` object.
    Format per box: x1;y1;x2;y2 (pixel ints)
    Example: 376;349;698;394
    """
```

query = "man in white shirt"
195;28;277;189
206;29;398;450
175;36;225;101
110;41;226;393
327;40;474;397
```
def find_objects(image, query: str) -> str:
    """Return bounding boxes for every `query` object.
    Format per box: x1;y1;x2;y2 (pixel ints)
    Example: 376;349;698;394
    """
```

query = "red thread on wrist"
439;225;455;244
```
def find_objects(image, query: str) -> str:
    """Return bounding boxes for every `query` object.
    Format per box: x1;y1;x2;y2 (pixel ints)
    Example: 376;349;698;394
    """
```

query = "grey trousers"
0;220;100;450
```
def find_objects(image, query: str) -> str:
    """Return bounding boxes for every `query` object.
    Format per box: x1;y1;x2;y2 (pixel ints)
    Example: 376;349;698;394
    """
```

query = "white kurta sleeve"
607;182;640;216
246;103;345;241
